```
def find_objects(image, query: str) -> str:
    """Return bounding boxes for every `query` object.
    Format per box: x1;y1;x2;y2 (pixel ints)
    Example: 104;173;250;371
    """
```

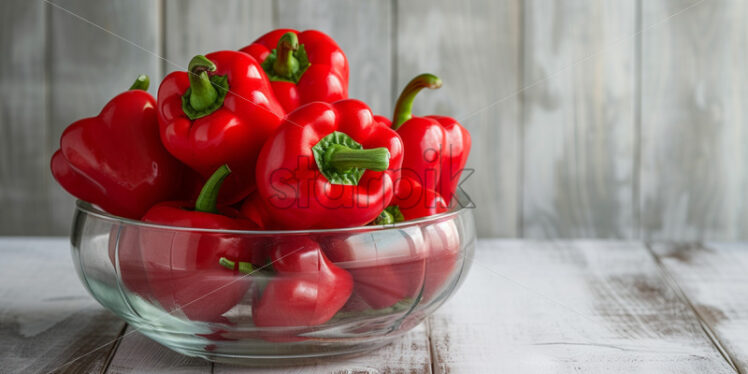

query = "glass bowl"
69;197;475;366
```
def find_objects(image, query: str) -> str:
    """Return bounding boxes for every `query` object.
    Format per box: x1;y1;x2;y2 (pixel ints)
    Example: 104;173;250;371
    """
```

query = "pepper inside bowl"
69;196;475;366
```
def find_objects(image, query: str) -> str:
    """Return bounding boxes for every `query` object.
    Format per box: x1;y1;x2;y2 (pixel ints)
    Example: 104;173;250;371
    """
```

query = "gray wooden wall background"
2;0;746;239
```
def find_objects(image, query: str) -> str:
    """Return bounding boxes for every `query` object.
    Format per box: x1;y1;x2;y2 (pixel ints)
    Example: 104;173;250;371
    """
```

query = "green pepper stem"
372;206;404;225
272;32;301;80
128;75;149;91
187;55;218;112
219;257;254;274
194;164;231;214
374;209;394;225
392;73;442;130
326;145;390;172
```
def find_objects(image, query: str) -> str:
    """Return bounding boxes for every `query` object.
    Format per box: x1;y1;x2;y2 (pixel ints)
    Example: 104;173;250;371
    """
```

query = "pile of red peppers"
51;29;471;332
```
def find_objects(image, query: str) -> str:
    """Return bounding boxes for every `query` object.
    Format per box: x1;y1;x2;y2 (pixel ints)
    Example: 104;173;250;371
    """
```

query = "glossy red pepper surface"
327;178;445;310
253;237;353;327
374;114;448;220
390;176;448;222
239;191;276;229
325;228;427;310
241;29;348;112
422;219;462;302
392;74;471;203
51;150;106;206
138;166;258;321
51;75;183;219
256;99;403;229
431;115;471;203
157;52;284;204
392;177;457;303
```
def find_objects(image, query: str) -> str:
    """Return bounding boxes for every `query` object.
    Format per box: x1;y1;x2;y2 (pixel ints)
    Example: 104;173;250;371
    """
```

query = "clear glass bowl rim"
75;195;471;235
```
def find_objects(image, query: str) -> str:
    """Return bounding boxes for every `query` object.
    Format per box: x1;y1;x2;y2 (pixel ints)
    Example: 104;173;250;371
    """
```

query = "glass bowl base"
137;326;399;367
182;341;393;366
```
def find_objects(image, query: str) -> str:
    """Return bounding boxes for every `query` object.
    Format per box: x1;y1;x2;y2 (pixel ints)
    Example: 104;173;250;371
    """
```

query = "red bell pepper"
239;191;277;230
391;74;446;193
328;177;447;310
325;180;449;311
433;114;471;203
255;99;403;229
240;29;348;112
51;75;184;219
51;150;105;207
362;198;456;308
375;176;448;224
324;229;427;310
422;219;462;302
330;178;444;309
138;165;258;321
251;237;353;328
392;74;471;203
157;52;284;204
387;179;456;303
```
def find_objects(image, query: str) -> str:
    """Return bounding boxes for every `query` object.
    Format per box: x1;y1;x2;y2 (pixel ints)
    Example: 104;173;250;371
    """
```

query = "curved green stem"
187;55;218;112
261;32;310;84
194;164;231;214
272;32;300;79
182;55;229;120
128;75;149;91
392;73;442;130
326;145;389;172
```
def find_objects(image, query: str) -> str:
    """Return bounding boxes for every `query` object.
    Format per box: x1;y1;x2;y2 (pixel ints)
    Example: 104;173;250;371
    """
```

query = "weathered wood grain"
7;1;748;239
47;0;162;236
640;0;748;240
396;0;522;238
0;238;125;374
522;0;637;238
427;240;735;373
163;0;272;76
652;242;748;372
275;0;393;116
4;238;747;373
106;327;210;374
0;1;51;236
213;324;431;373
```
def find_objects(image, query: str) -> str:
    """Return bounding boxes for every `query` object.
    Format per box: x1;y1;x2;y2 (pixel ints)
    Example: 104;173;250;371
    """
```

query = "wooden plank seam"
645;242;741;374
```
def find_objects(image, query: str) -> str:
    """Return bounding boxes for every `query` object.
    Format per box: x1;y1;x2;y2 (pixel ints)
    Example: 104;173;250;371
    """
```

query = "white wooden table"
1;238;746;373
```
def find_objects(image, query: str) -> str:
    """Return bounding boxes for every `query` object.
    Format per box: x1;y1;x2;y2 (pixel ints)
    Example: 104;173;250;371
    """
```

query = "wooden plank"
522;0;637;238
0;238;126;373
213;324;431;373
0;1;51;236
163;0;272;76
428;240;735;373
652;242;748;372
106;327;210;374
640;0;748;240
275;0;393;116
48;0;161;235
396;0;522;237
